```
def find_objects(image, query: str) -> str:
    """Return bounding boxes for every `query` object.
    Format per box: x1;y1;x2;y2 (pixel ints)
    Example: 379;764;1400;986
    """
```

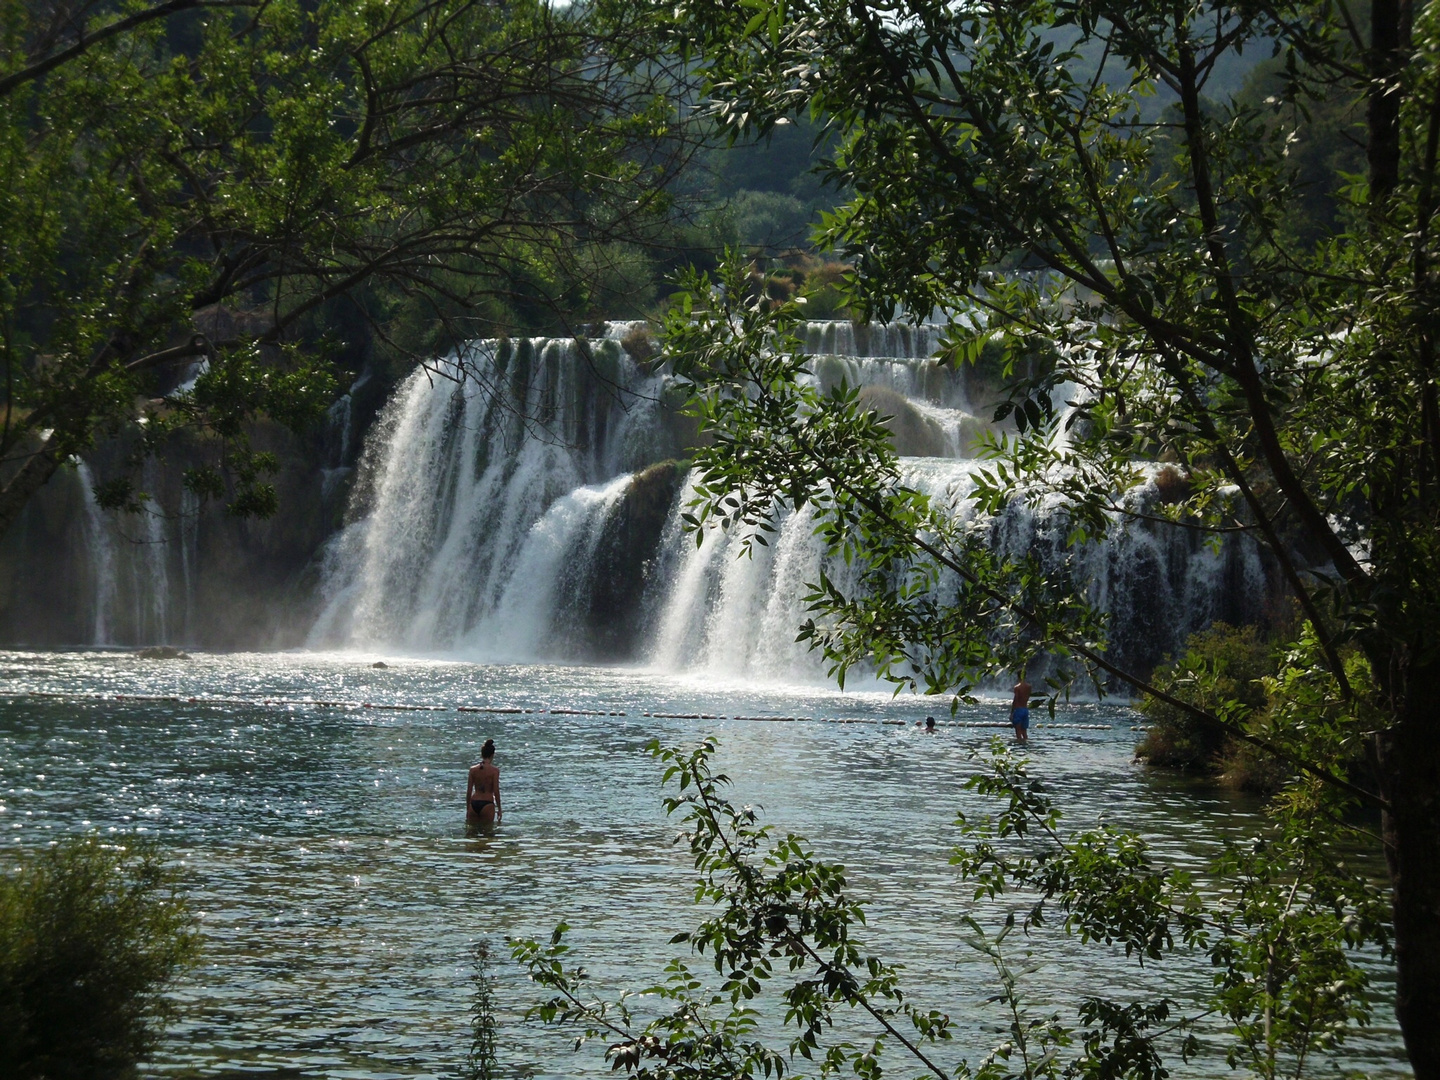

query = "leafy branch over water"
515;738;1388;1079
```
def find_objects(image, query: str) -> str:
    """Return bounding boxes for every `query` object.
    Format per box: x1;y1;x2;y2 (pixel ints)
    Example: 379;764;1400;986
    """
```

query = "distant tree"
638;0;1438;1074
0;0;692;530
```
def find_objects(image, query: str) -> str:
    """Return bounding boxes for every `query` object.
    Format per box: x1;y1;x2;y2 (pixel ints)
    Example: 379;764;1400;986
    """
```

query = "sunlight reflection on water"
0;650;1410;1079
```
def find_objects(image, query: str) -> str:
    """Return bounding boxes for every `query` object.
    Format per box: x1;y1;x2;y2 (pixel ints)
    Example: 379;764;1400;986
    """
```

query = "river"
0;649;1409;1078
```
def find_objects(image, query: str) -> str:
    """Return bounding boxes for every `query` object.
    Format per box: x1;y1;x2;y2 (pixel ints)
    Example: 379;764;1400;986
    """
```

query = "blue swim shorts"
1012;707;1030;729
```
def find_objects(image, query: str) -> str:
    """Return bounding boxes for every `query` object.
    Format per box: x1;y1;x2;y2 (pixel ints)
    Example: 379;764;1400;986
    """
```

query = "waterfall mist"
308;321;1270;678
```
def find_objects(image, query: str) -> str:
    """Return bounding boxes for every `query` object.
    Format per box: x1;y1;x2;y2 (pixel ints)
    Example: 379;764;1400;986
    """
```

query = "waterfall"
179;485;200;642
134;461;170;644
311;330;679;652
77;462;118;645
73;459;185;647
321;389;355;506
313;321;1270;676
456;474;634;661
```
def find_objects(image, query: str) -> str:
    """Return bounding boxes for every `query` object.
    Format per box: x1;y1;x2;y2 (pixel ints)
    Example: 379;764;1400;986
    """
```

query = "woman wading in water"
466;739;502;829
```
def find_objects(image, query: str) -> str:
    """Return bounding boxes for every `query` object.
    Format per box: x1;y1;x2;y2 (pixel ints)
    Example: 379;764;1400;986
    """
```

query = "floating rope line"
0;691;1111;729
5;690;563;715
940;721;1115;730
662;711;1113;730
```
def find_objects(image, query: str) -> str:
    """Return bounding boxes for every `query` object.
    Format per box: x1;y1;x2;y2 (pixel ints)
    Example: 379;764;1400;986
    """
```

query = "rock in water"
136;646;188;660
575;459;689;659
372;661;388;669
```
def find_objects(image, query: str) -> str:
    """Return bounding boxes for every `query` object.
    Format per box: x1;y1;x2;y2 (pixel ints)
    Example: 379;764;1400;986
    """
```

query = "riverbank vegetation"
1137;622;1383;795
0;838;197;1079
1136;623;1275;777
1134;622;1382;800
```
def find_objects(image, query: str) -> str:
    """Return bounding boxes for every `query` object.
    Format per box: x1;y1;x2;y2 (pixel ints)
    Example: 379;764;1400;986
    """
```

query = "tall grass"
461;939;501;1080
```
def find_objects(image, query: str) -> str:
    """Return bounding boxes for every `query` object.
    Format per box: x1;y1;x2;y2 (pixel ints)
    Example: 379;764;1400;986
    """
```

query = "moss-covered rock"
574;459;688;659
856;386;948;457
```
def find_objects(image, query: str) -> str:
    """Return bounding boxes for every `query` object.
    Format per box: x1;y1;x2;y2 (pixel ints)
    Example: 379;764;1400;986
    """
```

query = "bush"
0;838;199;1080
1136;622;1378;796
799;281;856;320
1152;464;1191;505
1135;622;1272;771
1215;736;1294;794
797;260;858;319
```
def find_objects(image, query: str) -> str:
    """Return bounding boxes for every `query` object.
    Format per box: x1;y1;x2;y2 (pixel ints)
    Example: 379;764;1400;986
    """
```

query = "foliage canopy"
0;0;690;530
639;0;1440;1073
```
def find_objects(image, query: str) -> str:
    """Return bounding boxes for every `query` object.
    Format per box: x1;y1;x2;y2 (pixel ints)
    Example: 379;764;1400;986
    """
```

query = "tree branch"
0;0;250;99
1174;39;1368;586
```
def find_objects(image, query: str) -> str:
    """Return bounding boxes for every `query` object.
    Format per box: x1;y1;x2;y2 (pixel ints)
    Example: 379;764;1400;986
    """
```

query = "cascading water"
311;328;684;652
70;459;190;647
134;461;171;644
312;321;1270;676
76;462;118;645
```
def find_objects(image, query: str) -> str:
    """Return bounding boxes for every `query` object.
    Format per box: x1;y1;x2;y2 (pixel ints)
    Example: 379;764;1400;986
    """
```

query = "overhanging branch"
0;0;252;99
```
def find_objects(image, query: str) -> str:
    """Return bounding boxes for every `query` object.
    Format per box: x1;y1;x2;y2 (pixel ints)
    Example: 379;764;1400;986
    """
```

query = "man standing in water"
466;739;502;829
1009;677;1032;744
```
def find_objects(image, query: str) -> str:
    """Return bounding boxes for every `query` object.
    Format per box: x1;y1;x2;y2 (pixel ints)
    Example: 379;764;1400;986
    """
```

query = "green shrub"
799;281;857;319
1135;622;1272;771
1136;622;1377;796
1215;736;1294;794
619;323;658;366
763;272;797;301
0;838;199;1080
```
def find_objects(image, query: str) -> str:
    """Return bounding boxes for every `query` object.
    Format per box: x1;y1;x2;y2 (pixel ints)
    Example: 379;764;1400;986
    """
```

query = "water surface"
0;651;1407;1078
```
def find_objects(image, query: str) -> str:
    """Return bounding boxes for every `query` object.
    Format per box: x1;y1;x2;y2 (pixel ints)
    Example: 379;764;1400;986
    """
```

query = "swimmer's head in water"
481;739;495;760
925;716;936;729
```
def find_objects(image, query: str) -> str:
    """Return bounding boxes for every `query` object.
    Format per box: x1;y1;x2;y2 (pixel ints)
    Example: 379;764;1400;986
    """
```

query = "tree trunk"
0;438;63;538
1367;0;1407;203
1378;678;1440;1079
